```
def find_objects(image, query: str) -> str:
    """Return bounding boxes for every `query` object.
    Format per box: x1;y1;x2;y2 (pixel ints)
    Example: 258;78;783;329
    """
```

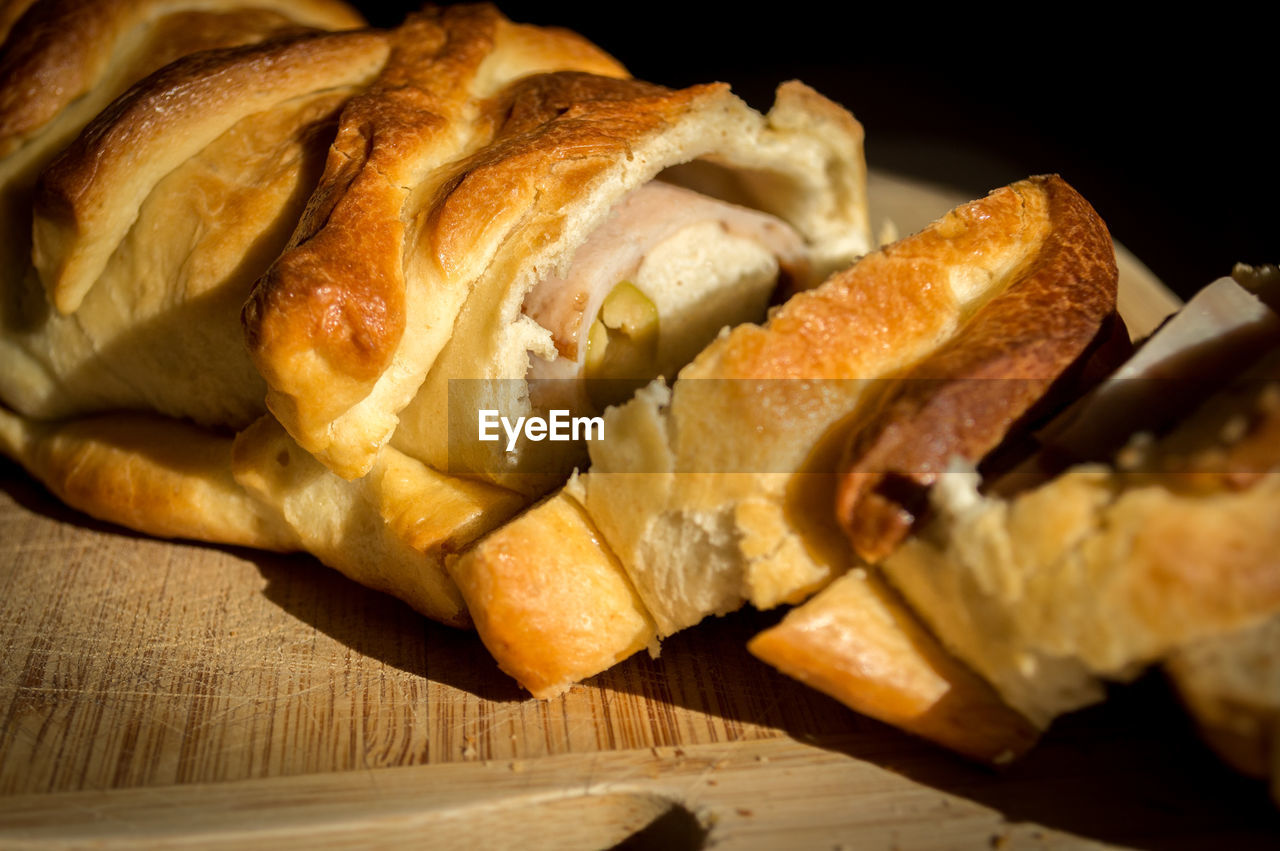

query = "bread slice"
748;274;1280;771
448;479;657;697
453;176;1120;712
835;177;1122;562
880;326;1280;728
747;569;1040;763
585;175;1117;635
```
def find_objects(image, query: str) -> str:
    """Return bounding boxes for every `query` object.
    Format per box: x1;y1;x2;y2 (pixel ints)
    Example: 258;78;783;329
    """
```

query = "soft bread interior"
583;178;1080;636
451;176;1118;711
430;179;802;489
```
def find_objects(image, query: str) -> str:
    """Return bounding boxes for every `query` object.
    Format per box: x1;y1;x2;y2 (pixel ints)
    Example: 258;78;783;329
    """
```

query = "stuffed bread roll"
0;6;645;623
0;4;871;627
450;175;1120;748
399;72;870;493
244;8;872;483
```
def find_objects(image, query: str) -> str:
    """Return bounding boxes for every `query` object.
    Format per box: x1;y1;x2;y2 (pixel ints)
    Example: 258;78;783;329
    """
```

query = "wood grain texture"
3;460;1280;848
0;465;856;793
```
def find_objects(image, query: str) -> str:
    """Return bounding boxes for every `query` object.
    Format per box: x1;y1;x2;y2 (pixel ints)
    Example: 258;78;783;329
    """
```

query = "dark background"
355;2;1275;301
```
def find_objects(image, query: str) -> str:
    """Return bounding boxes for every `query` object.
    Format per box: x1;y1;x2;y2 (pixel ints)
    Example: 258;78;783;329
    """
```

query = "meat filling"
522;180;809;408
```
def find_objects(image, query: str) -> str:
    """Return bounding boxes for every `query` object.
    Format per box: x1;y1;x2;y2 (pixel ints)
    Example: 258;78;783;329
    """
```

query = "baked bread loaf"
0;3;871;626
451;176;1121;723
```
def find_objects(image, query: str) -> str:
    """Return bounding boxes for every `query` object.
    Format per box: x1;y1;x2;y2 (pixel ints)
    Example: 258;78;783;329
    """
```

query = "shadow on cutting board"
245;537;1280;850
596;610;1280;850
252;551;530;704
0;456;527;705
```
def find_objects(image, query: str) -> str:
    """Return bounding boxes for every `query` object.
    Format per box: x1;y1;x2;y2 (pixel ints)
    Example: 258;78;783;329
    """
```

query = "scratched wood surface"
4;460;1280;848
1;174;1274;848
0;471;850;792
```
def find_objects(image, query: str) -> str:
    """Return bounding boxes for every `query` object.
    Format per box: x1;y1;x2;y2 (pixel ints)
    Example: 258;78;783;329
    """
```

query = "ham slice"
522;180;810;386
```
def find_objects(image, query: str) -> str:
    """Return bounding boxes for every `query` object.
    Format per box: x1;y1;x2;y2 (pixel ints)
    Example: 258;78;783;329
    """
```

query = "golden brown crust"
748;571;1040;764
242;5;630;475
447;487;657;697
32;28;390;313
582;177;1089;636
232;416;526;628
245;8;499;401
0;402;510;631
836;175;1119;563
0;406;297;549
681;178;1046;383
0;0;363;157
426;72;689;279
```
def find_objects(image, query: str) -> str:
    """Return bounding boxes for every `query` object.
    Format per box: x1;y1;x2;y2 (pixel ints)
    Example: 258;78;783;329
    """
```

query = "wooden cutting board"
1;175;1275;849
